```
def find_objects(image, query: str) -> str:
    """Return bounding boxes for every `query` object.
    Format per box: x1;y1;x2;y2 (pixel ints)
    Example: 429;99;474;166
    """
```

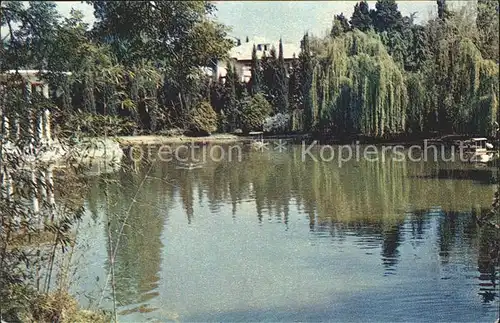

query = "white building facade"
216;37;301;83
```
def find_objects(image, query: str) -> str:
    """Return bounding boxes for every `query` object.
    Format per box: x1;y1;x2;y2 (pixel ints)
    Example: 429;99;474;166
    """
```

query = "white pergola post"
37;112;44;143
42;84;49;99
44;109;52;144
14;118;20;141
0;171;4;233
6;171;12;200
31;170;40;216
28;113;35;154
40;169;47;200
47;164;56;221
25;80;32;98
3;116;9;140
1;170;5;200
3;170;17;227
1;169;12;200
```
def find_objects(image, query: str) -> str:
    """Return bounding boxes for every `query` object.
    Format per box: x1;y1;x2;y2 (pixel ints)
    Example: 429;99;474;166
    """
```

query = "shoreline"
116;134;243;145
115;133;497;147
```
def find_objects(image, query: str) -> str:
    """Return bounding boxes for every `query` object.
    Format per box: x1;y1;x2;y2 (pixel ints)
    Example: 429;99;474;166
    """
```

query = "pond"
72;142;499;322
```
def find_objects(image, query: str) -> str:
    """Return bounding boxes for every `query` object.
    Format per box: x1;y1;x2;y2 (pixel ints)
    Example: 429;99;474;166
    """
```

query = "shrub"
240;93;272;132
189;101;218;134
65;113;136;137
263;113;290;134
27;290;110;323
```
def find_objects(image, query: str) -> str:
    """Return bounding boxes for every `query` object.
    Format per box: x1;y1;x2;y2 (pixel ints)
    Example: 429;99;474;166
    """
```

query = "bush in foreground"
189;101;218;135
240;93;272;133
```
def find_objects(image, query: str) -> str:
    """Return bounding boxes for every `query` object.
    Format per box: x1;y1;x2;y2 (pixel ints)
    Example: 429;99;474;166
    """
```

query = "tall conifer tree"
299;33;313;131
277;38;289;113
250;44;261;95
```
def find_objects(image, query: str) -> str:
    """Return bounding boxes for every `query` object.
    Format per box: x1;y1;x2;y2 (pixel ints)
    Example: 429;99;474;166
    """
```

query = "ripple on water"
79;147;499;322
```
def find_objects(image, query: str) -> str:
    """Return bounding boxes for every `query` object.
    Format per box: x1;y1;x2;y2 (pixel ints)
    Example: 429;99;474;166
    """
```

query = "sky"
213;1;441;42
12;1;472;43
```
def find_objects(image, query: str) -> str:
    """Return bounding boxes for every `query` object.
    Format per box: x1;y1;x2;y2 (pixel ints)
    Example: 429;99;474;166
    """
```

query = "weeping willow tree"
309;65;320;130
424;6;499;136
405;72;426;133
306;3;498;138
451;40;498;135
313;30;407;137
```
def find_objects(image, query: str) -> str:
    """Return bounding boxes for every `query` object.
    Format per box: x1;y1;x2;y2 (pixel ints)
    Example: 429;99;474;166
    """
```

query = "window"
257;44;262;51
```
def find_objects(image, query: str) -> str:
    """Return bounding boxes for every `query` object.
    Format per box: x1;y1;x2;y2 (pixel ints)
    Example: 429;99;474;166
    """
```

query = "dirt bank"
117;134;242;146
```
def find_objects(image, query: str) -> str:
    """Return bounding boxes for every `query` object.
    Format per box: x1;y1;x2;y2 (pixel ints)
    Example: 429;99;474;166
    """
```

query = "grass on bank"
25;290;110;323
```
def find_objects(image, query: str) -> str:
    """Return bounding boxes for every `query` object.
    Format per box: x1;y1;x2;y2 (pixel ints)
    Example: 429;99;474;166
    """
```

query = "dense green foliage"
250;44;262;95
1;1;232;135
313;30;407;136
281;0;499;137
189;101;218;134
0;2;232;320
1;0;498;137
240;93;272;132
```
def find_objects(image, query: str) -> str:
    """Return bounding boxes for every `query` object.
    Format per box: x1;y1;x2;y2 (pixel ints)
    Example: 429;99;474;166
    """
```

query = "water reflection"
381;223;403;271
83;143;499;321
477;225;499;304
413;167;499;185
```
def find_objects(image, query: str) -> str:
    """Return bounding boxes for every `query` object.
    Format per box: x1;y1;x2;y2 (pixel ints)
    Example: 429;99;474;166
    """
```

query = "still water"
73;143;499;322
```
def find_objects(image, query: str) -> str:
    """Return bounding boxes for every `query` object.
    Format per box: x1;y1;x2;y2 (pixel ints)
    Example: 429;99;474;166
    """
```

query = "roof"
229;37;300;61
5;70;72;76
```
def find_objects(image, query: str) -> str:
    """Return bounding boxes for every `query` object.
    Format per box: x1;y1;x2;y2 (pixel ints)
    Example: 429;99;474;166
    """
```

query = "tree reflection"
87;163;172;307
477;226;499;304
86;143;499;309
381;224;404;269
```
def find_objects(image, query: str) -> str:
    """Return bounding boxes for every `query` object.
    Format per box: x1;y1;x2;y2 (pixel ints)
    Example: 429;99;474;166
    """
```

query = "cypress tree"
299;33;314;131
373;0;403;33
331;13;351;37
310;65;319;128
350;1;372;32
277;38;289;113
288;54;302;131
250;44;261;95
210;75;226;114
288;54;301;109
476;0;499;61
437;0;447;20
262;46;279;109
406;25;427;72
337;13;351;32
224;63;239;131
